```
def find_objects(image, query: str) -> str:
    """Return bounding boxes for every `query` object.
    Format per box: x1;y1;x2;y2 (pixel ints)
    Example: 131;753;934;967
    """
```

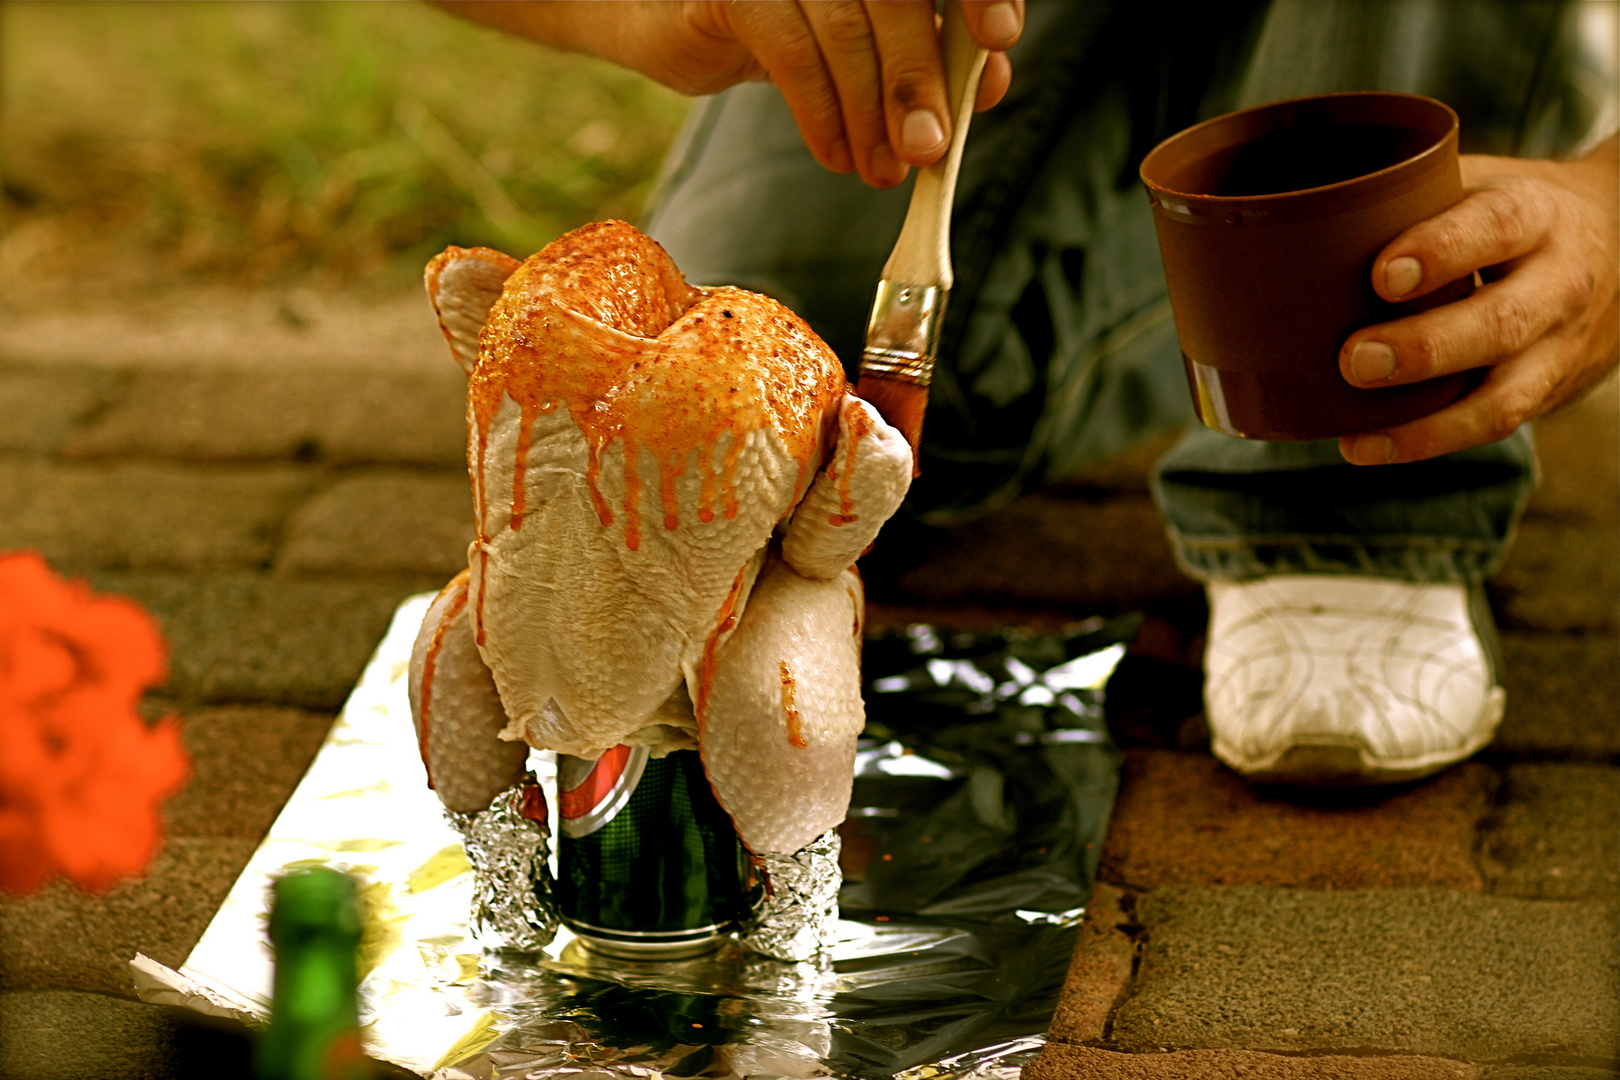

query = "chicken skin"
409;221;910;860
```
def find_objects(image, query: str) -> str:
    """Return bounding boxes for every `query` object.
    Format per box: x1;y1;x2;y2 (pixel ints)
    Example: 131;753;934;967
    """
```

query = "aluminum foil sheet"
449;778;559;953
133;597;1131;1079
738;830;842;963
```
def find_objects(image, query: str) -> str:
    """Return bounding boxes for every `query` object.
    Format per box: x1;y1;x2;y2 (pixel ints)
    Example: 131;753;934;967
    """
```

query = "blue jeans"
642;1;1588;584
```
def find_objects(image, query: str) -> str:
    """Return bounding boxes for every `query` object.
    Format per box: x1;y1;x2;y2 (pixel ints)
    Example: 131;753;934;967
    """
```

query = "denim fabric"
1153;425;1539;584
642;0;1598;580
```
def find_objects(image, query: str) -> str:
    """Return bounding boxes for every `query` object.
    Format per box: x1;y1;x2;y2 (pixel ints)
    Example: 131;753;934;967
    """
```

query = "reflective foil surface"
450;776;559;953
134;598;1131;1079
739;830;843;963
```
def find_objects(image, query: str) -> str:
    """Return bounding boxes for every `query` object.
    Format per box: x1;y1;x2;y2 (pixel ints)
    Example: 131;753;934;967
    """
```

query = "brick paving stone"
1021;1055;1614;1080
87;571;434;709
60;365;468;467
0;989;416;1080
1492;518;1620;634
1481;763;1620;900
0;990;227;1080
1480;1069;1620;1080
0;286;444;375
0;363;124;455
276;468;474;576
1489;376;1617;637
1025;1043;1475;1079
1047;883;1136;1043
1529;376;1619;525
0;837;258;997
1097;750;1490;890
1495;634;1620;760
0;459;315;571
159;705;336;842
1112;887;1620;1059
891;494;1196;610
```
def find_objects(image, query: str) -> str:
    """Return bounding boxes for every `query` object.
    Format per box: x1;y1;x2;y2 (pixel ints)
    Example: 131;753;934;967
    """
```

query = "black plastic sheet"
826;617;1134;1076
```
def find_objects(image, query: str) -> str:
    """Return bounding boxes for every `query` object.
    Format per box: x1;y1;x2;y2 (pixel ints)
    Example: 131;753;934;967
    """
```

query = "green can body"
555;746;744;958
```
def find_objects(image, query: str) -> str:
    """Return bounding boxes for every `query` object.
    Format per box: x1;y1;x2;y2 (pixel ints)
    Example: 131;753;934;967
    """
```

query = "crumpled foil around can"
448;776;558;953
134;597;1134;1079
738;830;842;963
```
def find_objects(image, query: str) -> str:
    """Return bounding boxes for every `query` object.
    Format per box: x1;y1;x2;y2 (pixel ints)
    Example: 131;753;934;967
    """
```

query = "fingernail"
980;1;1020;46
1348;434;1397;465
1350;340;1397;384
1385;256;1422;297
901;109;946;155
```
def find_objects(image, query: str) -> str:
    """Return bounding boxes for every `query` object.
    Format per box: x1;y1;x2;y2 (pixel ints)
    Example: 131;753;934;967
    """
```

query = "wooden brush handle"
878;2;989;290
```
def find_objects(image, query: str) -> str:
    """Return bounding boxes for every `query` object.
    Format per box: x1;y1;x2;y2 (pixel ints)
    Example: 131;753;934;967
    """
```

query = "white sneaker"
1203;575;1506;785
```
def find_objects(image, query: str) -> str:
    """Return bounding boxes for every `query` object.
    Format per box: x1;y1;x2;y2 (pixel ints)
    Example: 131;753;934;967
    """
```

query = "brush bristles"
855;373;927;478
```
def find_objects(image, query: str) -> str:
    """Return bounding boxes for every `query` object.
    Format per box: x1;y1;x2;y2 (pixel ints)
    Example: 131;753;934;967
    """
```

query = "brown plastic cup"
1140;92;1477;441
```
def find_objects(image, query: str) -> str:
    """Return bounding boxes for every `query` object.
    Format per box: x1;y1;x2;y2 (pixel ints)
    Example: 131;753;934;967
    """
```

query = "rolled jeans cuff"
1166;530;1510;585
1151;424;1537;587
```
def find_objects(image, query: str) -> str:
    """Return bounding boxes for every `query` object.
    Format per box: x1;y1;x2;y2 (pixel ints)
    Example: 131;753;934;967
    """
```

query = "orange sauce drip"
434;249;521;647
475;546;489;646
659;449;685;532
752;852;774;898
466;222;846;561
779;660;807;748
417;575;471;789
697;444;717;524
509;412;532;532
695;562;751;731
471;415;490;645
828;402;874;526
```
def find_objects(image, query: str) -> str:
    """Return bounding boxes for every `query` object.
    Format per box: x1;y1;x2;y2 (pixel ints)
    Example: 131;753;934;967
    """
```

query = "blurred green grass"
0;1;690;292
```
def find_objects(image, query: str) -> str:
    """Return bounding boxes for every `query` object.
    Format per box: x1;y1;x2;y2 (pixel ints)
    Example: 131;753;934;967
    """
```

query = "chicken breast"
430;222;849;759
422;221;912;860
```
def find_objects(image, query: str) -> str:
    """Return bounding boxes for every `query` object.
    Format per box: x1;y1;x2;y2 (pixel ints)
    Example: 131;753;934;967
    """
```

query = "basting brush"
855;1;988;477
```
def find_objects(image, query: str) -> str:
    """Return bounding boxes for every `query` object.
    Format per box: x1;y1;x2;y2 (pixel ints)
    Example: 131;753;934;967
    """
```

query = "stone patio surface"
0;289;1615;1078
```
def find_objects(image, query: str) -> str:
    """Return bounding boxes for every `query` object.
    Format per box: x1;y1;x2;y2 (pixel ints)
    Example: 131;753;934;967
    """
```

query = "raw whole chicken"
407;221;911;864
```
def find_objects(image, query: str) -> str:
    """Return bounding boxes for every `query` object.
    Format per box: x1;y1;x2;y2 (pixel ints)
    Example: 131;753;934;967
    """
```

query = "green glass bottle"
256;867;371;1080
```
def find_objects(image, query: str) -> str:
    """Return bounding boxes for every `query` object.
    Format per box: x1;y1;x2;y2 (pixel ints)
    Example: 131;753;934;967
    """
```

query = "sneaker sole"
1214;686;1507;786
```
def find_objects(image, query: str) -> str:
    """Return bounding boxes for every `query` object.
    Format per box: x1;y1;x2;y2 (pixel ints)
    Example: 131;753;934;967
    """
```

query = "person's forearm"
431;1;641;67
429;2;732;99
427;0;1024;189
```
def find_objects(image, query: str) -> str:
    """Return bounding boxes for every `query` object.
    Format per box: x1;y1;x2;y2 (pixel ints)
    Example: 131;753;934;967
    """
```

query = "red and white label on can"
556;744;649;838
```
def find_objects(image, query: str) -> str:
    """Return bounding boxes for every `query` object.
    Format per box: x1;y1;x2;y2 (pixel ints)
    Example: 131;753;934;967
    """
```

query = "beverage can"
555;745;745;959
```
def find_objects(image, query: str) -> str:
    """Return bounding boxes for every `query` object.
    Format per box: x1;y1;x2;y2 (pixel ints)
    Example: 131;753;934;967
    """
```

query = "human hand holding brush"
436;1;1022;189
855;2;988;475
440;0;1009;469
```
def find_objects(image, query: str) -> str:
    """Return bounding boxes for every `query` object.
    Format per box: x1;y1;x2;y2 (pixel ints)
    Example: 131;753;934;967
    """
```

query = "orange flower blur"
0;552;190;894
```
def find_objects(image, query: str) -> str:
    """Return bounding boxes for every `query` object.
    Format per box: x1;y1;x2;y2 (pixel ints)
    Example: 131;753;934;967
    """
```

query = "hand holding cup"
1141;92;1480;443
1339;135;1619;465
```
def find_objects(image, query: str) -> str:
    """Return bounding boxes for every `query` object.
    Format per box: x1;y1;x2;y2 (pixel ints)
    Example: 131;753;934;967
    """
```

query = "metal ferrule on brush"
860;281;947;387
